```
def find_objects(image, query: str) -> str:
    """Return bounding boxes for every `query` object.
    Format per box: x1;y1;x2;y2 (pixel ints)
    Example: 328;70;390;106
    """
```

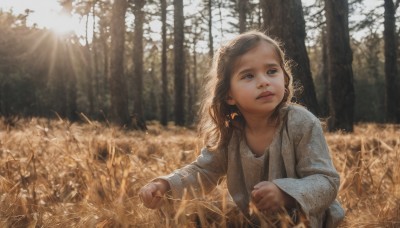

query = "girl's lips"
256;91;273;99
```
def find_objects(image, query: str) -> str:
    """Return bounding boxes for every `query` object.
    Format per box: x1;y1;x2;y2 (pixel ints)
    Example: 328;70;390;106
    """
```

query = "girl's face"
226;41;285;118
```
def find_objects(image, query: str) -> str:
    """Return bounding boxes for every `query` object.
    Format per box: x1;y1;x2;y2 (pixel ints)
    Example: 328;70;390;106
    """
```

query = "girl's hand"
139;179;170;209
251;181;296;213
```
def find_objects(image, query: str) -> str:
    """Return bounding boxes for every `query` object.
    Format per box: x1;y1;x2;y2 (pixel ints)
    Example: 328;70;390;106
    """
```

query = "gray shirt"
239;138;265;197
159;104;345;227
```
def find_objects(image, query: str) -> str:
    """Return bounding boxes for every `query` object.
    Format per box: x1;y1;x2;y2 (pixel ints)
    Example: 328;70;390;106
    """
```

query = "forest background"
0;0;400;227
0;0;399;129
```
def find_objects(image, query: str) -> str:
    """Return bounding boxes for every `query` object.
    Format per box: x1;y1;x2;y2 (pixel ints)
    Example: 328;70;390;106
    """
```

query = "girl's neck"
243;113;277;134
243;114;278;157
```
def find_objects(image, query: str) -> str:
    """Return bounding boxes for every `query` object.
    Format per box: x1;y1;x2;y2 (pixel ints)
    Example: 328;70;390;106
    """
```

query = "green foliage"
0;1;396;125
0;9;87;119
0;72;35;116
352;34;386;122
309;30;387;123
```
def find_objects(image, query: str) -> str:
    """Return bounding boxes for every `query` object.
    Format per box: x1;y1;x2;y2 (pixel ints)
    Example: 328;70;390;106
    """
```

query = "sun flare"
47;13;79;36
1;0;86;37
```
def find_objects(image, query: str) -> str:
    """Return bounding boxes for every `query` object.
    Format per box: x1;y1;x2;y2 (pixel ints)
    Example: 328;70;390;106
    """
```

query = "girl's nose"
257;75;270;88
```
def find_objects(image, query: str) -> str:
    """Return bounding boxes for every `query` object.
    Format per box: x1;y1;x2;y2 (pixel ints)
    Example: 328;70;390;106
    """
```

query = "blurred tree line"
0;0;399;131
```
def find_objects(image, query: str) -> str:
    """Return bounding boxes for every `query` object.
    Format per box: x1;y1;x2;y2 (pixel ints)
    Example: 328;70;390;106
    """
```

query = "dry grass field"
0;117;399;227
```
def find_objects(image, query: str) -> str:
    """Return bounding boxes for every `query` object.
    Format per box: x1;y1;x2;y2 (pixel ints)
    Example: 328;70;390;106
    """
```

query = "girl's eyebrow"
265;63;280;67
236;63;280;76
236;68;253;76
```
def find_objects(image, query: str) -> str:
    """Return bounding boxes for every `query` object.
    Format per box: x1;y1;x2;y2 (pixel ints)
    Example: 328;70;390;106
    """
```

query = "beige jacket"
159;105;345;227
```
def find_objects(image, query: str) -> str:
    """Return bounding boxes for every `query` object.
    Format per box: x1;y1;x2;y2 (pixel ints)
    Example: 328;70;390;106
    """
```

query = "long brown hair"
198;31;293;151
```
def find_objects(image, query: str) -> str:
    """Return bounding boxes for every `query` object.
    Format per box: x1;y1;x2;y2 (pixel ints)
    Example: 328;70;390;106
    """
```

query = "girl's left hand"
251;181;295;213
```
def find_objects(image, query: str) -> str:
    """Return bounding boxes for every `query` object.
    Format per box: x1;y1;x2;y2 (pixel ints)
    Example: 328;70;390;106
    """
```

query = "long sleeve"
158;147;227;199
270;105;344;226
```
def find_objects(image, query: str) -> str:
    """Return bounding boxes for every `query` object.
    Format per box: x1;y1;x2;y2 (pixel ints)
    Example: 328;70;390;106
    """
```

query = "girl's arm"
156;147;227;199
273;110;340;218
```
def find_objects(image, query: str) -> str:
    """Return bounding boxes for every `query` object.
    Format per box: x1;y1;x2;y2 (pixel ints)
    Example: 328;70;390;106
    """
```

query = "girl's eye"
267;69;278;75
241;74;254;79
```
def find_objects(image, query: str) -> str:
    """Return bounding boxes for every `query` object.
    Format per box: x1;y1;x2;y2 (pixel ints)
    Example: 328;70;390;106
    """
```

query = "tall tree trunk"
92;1;100;117
325;0;355;132
208;0;214;59
257;0;262;28
320;27;329;117
187;58;193;124
384;0;400;123
132;0;147;130
85;12;94;116
188;39;199;124
217;1;224;39
149;59;159;120
192;41;198;110
189;18;201;124
109;0;129;126
67;64;78;121
160;0;168;126
238;0;247;33
261;0;319;115
99;18;109;115
174;0;185;126
63;40;78;121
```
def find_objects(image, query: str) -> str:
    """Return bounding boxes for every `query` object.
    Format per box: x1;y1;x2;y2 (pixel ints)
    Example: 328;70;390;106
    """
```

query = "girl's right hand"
139;179;170;209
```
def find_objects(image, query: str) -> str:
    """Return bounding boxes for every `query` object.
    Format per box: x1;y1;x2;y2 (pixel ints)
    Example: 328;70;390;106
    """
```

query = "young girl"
139;31;344;227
